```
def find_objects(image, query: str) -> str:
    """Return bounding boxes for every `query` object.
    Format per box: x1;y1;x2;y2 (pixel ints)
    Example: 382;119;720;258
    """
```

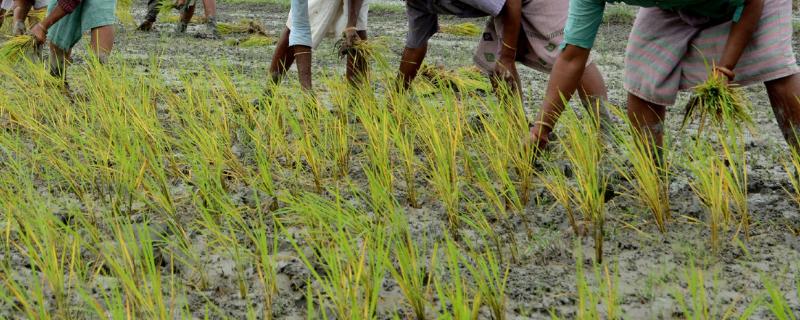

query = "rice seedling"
414;64;491;96
609;106;671;233
355;93;397;214
159;0;177;13
0;35;37;62
117;0;135;24
716;120;750;239
685;140;733;251
417;88;465;231
761;276;797;320
386;216;436;320
434;235;482;320
217;20;267;35
339;36;391;69
783;138;800;208
238;35;277;47
439;22;481;37
462;243;510;320
670;259;762;320
388;94;421;208
538;159;581;235
284;203;386;320
555;107;611;262
160;14;207;24
552;245;620;320
682;66;753;135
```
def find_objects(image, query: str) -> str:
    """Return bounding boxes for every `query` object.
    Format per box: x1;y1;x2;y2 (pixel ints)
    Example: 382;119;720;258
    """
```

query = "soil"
2;1;800;319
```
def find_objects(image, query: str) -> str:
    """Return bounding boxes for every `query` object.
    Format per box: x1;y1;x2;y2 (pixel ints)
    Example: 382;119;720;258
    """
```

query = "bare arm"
718;0;763;77
531;45;591;141
494;0;522;92
30;2;71;42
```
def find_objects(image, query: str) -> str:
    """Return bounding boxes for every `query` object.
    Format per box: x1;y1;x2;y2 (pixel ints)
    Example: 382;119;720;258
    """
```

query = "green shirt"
563;0;745;49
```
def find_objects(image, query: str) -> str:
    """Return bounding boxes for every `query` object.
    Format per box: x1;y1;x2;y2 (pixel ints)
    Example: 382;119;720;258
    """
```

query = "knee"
766;74;800;96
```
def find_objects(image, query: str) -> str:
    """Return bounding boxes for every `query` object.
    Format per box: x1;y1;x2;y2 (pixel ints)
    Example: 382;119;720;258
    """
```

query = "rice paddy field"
1;1;800;319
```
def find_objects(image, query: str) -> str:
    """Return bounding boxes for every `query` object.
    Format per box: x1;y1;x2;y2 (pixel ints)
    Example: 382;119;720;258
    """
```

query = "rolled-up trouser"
46;0;116;51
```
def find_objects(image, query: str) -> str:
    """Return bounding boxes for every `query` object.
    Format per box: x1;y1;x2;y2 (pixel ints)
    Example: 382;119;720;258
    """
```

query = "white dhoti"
286;0;369;49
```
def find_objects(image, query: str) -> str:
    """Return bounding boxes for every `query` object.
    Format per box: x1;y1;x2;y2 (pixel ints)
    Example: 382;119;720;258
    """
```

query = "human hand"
493;56;520;93
29;23;46;44
340;27;360;55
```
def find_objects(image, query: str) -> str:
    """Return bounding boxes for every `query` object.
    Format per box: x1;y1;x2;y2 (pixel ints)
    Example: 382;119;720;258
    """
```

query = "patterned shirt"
405;0;506;48
564;0;745;49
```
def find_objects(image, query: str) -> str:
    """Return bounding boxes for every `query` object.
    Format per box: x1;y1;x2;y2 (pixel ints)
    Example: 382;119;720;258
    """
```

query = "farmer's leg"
48;42;70;79
201;0;219;36
0;9;5;28
765;74;800;150
268;28;295;84
345;30;367;85
88;25;114;63
577;63;612;127
138;0;160;31
11;0;31;35
294;45;312;91
176;4;194;33
627;92;667;148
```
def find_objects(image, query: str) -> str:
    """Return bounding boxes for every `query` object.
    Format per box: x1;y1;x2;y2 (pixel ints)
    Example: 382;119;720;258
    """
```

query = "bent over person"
28;0;116;80
398;0;523;94
267;0;368;91
531;0;800;151
472;0;610;123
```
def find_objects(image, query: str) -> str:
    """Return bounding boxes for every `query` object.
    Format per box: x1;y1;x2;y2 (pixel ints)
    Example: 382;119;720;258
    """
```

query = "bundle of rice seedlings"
239;35;276;47
682;68;753;134
0;34;37;62
439;22;481;37
336;36;390;67
217;20;266;35
116;0;134;25
160;14;207;24
414;64;490;95
27;8;46;22
158;0;177;13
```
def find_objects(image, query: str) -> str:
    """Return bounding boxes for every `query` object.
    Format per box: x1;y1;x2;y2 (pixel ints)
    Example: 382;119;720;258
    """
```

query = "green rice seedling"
387;216;436;320
557;107;610;262
761;277;797;320
551;244;620;320
0;35;37;62
239;35;277;47
388;95;421;208
439;22;481;37
418;88;465;231
355;93;396;214
609;106;671;233
117;0;135;24
463;244;510;320
538;158;580;235
160;14;207;24
670;259;761;320
414;64;492;96
342;36;392;70
286;216;386;319
682;67;753;135
684;131;749;250
158;0;177;13
783;138;800;208
217;20;267;35
685;141;731;251
285;95;330;193
253;226;279;319
716;120;750;239
434;235;482;320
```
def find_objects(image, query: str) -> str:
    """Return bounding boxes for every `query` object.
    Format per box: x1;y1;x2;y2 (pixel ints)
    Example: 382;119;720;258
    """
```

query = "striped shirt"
57;0;82;13
564;0;745;49
405;0;506;48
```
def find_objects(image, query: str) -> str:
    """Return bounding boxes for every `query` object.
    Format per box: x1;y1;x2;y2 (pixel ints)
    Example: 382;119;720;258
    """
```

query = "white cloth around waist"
287;0;369;48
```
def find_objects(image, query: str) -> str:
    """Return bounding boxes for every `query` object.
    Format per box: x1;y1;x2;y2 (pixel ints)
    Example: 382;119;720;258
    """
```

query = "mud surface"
3;1;800;319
